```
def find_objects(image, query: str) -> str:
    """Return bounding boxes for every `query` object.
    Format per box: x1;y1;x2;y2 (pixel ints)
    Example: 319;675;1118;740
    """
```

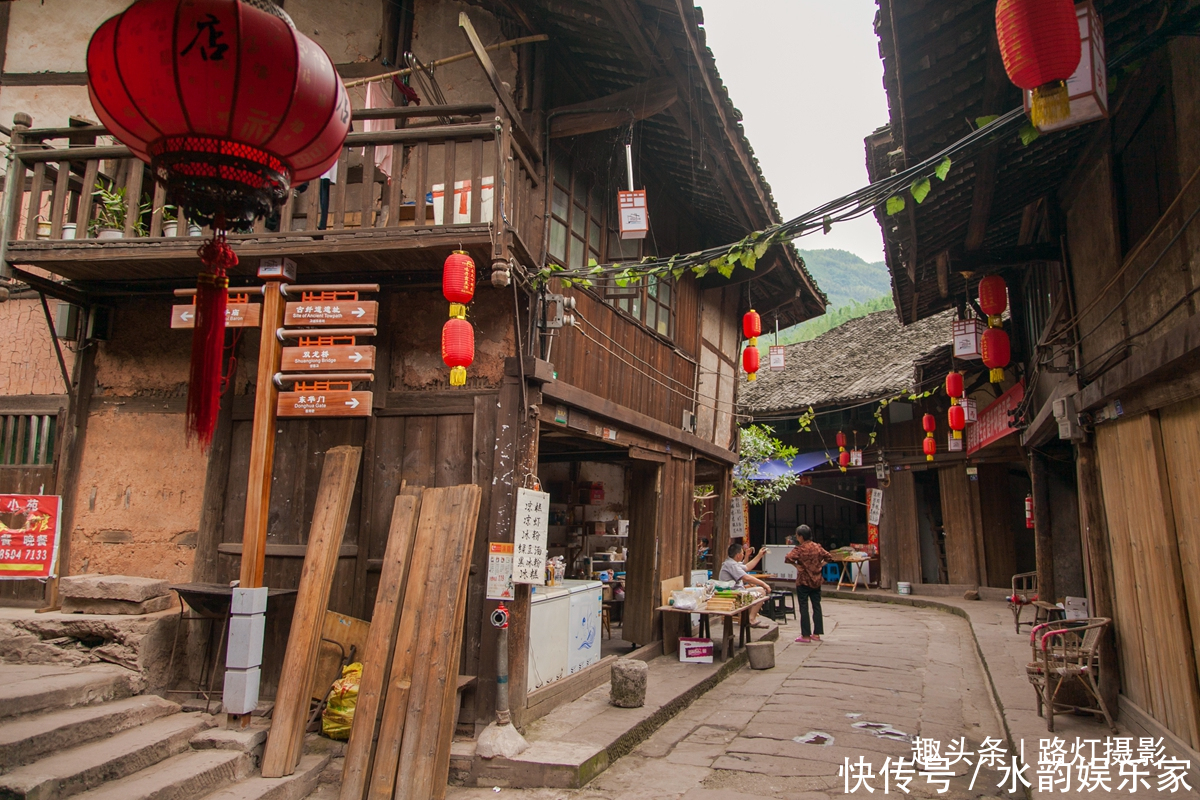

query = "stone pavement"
444;599;1023;800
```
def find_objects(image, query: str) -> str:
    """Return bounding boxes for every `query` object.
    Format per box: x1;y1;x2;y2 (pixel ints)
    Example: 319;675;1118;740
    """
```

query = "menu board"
513;488;550;585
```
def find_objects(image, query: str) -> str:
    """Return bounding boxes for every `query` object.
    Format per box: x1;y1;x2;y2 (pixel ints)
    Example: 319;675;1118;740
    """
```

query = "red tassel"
186;227;238;449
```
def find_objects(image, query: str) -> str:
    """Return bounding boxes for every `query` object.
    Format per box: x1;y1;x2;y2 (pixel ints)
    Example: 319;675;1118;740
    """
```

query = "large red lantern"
922;413;937;462
838;450;851;470
948;405;966;439
442;318;475;387
743;345;760;381
443;251;476;314
88;0;350;447
982;327;1011;384
945;372;964;400
978;276;1008;321
743;309;761;344
996;0;1081;128
946;372;965;438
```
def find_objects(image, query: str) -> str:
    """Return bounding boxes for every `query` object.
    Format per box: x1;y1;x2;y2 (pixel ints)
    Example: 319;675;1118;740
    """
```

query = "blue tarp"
736;450;830;481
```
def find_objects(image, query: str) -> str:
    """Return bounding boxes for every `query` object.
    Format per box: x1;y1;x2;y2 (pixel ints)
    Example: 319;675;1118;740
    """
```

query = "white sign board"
729;496;748;541
618;190;649;239
867;488;883;527
512;488;550;585
768;345;785;371
486;542;515;601
953;319;984;360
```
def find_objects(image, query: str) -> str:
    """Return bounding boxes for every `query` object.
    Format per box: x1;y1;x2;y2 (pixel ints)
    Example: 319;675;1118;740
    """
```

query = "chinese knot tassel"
186;225;238;449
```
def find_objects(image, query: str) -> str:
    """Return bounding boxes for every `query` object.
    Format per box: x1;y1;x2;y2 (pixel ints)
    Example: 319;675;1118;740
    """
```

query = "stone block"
59;574;170;604
610;659;648;708
61;594;175;616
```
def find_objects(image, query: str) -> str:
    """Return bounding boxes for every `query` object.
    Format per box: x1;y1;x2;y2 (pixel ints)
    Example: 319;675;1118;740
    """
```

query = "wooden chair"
601;606;612;640
1025;617;1117;733
1008;571;1038;633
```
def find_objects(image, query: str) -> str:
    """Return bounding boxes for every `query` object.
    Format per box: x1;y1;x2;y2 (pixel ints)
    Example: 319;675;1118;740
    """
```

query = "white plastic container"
897;581;912;595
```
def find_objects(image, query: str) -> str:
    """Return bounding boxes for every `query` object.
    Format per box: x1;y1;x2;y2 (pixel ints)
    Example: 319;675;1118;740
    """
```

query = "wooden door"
880;470;920;587
938;467;981;586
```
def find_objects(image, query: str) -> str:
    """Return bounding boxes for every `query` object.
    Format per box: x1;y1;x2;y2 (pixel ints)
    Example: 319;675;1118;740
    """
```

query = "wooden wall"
977;463;1017;588
1096;408;1200;748
551;276;700;430
938;467;981;586
880;469;920;587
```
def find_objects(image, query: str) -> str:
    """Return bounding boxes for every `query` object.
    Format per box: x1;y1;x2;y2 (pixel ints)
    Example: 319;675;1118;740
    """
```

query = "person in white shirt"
718;542;770;628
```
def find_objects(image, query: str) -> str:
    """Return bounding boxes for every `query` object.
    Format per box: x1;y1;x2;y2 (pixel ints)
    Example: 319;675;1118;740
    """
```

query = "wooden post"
193;370;237;584
239;281;286;589
1076;439;1121;716
1030;451;1056;603
261;446;363;778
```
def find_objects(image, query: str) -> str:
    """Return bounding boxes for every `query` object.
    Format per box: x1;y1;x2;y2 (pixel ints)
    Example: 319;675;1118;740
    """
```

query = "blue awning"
736;450;830;481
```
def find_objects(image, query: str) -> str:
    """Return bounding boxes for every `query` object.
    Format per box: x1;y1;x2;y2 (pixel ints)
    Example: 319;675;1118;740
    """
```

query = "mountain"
797;248;891;310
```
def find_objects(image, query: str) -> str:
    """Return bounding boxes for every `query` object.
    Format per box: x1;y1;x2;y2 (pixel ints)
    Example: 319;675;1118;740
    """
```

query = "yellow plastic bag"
321;662;362;740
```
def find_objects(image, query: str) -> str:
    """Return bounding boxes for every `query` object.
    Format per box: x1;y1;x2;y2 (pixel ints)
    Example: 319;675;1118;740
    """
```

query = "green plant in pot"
90;183;151;238
161;205;179;237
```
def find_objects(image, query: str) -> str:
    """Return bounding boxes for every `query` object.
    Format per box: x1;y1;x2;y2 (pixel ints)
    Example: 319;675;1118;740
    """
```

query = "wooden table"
832;557;870;591
657;596;769;662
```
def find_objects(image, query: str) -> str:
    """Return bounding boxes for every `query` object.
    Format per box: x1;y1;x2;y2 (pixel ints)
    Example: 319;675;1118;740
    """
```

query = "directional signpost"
171;303;263;329
284;301;377;326
277;390;374;417
279;345;376;372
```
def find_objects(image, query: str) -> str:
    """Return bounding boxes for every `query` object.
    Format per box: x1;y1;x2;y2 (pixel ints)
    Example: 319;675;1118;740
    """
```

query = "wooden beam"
964;27;1010;251
1078;307;1200;412
239;282;286;589
194;379;236;583
1075;440;1120;715
339;489;424;800
458;12;540;163
261;446;363;778
1029;452;1056;604
549;77;678;138
956;244;1062;271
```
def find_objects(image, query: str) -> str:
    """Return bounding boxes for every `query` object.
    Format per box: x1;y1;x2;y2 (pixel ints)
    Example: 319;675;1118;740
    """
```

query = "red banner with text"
0;495;62;580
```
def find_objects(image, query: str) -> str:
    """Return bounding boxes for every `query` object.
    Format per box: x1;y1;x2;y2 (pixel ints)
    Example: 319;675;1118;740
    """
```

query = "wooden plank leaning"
394;484;482;799
261;445;363;778
339;487;424;800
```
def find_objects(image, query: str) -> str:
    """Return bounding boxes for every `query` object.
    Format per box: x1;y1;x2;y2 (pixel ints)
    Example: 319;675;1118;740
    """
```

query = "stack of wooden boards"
340;483;482;800
259;444;482;800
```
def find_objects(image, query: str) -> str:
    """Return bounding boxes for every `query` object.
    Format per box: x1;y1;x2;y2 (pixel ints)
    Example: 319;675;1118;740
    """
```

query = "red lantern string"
443;250;476;318
743;345;760;381
922;413;937;462
743;309;761;344
978;277;1011;384
442;318;475;387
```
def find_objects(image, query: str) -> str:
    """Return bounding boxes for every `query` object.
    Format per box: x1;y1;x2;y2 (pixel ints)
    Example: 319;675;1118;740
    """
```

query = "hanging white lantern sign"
1023;2;1107;133
618;190;649;240
953;319;984;360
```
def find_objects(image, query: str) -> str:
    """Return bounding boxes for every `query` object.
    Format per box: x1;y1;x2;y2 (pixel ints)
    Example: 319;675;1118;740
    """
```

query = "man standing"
785;525;831;643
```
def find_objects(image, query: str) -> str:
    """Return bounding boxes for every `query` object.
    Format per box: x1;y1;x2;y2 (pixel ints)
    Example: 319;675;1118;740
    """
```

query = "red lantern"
838;450;851;470
443;251;476;315
946;372;964;400
978;276;1008;320
996;0;1081;128
948;405;966;439
442;318;475;387
922;413;937;434
836;431;847;449
923;436;937;461
982;327;1011;384
743;345;760;381
922;413;937;462
88;0;350;447
743;309;762;344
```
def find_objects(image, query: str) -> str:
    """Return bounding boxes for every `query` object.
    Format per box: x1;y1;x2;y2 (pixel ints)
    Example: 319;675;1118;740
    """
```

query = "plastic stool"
773;590;796;621
822;562;840;583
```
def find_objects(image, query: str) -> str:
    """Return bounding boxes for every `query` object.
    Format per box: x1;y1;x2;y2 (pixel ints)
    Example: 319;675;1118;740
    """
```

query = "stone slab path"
445;599;1027;800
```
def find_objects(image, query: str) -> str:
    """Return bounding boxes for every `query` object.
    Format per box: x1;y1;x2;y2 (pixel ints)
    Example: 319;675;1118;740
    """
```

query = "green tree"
734;424;799;505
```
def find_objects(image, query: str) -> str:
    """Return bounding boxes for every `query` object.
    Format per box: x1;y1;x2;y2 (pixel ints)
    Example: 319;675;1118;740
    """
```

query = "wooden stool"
601;606;612;639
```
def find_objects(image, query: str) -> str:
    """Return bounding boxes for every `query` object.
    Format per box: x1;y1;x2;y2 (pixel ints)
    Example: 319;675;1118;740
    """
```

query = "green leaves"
886;195;906;216
934;156;952;181
734;424;803;506
910;177;931;205
1018;123;1040;147
975;115;1000;129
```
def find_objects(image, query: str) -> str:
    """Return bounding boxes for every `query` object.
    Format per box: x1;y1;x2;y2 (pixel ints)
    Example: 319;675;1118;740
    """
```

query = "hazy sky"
699;1;890;264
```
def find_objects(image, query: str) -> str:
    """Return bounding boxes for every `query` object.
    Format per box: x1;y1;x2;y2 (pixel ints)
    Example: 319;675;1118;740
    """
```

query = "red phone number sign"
0;495;62;580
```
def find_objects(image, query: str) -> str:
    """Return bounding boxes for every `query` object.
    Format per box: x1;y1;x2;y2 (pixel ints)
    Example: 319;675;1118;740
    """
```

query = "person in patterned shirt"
785;525;831;643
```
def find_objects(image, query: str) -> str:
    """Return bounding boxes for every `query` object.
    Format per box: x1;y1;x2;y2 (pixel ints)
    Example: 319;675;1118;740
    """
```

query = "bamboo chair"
1008;571;1038;633
1025;617;1117;733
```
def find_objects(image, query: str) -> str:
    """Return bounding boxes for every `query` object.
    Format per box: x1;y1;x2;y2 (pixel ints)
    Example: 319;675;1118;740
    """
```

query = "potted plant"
161;205;179;238
89;183;151;238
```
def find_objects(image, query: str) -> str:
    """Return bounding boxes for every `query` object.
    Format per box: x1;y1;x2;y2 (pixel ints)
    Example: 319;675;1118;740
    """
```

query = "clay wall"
0;296;73;396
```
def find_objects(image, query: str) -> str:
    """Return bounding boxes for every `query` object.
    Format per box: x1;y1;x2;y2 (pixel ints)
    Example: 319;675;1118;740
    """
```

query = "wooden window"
0;414;56;466
547;157;602;271
1115;88;1178;255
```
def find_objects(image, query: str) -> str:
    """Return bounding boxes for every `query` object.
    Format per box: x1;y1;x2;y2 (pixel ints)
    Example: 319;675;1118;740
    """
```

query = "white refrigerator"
527;585;570;689
567;581;603;674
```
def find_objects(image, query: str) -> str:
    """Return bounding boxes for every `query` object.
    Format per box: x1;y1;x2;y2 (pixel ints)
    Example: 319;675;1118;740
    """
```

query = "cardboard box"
679;637;714;663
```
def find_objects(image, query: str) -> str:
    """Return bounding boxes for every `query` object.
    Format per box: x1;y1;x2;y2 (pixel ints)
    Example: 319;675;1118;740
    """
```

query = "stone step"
198;754;330;800
0;712;214;800
0;665;142;721
67;751;250;800
0;695;180;772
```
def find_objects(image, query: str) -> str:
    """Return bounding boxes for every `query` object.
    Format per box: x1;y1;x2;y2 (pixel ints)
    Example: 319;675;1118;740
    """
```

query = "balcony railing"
3;103;542;280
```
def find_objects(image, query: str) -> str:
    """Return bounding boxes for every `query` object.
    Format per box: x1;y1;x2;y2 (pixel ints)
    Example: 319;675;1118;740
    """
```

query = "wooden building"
0;0;824;732
741;307;1034;591
870;0;1200;756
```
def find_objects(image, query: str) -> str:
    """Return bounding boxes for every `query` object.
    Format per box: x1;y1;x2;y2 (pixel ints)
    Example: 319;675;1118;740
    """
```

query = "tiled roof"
740;308;954;415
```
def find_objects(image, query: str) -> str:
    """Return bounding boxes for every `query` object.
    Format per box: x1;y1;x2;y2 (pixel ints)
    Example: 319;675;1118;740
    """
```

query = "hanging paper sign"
962;397;978;424
0;495;62;580
850;449;863;467
729;495;749;540
486;542;515;601
948;434;964;452
618;190;649;240
867;524;879;548
867;488;883;527
769;346;785;371
513;488;550;585
953;319;984;360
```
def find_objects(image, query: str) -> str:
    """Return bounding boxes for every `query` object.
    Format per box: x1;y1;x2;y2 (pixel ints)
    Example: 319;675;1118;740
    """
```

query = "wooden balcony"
3;104;542;283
